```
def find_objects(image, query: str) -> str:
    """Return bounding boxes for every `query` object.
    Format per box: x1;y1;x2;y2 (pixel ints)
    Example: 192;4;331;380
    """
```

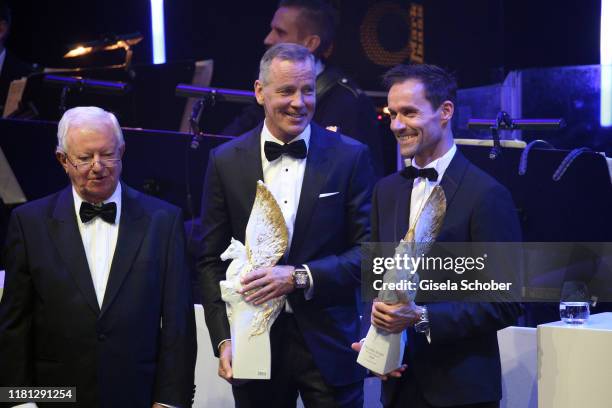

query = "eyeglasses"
64;154;121;172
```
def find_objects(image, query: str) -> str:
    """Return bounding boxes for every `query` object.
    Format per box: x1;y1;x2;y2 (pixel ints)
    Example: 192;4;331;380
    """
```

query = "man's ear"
254;80;265;106
302;34;321;55
439;100;454;125
55;151;69;173
118;143;126;158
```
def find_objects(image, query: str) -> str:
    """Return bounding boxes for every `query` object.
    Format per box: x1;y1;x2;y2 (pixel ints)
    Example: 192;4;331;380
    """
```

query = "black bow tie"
79;201;117;224
264;140;307;162
401;166;439;182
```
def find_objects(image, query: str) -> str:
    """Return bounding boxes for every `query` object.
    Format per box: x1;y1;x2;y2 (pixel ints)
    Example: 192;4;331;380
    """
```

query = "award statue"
357;185;446;375
219;181;288;379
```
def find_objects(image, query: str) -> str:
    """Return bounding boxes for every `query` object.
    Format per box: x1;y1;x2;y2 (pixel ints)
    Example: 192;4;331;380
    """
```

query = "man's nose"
391;117;405;133
290;93;305;109
90;158;105;172
263;31;275;47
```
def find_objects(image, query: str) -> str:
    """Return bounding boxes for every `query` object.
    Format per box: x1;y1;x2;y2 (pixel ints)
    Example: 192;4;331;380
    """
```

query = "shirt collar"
72;182;122;224
260;121;311;163
404;143;457;182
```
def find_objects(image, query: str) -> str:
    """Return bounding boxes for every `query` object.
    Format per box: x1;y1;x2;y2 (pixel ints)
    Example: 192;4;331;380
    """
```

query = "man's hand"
371;301;422;333
238;265;295;305
218;340;233;383
351;341;407;381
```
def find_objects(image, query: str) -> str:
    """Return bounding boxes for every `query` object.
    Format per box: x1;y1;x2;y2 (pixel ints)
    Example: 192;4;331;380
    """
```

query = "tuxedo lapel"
236;125;265;215
288;125;333;259
100;184;147;317
393;175;413;242
439;150;469;212
47;186;100;315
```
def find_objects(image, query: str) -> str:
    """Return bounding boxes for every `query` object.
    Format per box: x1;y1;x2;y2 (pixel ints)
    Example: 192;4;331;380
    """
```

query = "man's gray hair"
258;43;315;84
56;106;124;153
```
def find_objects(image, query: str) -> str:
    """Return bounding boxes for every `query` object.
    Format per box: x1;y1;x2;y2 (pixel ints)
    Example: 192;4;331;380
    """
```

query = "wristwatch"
293;267;310;289
414;305;429;334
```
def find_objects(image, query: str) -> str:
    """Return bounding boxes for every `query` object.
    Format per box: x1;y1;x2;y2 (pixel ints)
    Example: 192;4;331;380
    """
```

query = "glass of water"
559;281;590;325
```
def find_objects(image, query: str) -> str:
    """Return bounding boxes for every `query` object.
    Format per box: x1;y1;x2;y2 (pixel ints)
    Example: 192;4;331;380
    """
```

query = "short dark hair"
382;64;457;109
0;1;11;25
278;0;337;58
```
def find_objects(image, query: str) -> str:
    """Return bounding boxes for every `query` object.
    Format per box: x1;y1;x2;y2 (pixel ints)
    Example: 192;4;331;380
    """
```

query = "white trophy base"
230;302;272;380
357;325;406;376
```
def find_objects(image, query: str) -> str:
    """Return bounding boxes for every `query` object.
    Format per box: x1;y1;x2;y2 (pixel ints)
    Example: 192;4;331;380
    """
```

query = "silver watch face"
294;270;309;288
415;320;429;333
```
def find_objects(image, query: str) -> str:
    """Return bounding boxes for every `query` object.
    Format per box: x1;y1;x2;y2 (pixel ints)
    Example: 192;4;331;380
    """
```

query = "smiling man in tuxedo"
354;64;522;408
223;0;384;176
199;43;374;407
0;106;196;408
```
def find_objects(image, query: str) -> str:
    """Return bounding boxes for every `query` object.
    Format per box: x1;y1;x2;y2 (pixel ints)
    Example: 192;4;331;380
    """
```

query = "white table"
538;312;612;408
498;326;537;408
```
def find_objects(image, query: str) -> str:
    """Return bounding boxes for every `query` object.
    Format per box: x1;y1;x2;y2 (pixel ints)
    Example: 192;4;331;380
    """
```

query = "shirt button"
285;168;289;172
284;200;288;204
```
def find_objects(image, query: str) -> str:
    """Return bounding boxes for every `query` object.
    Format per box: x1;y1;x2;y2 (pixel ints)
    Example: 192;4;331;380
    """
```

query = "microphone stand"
189;93;216;150
467;112;566;159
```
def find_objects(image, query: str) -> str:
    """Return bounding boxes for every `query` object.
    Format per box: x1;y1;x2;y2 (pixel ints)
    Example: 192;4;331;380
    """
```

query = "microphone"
176;84;255;104
189;99;206;150
43;75;130;95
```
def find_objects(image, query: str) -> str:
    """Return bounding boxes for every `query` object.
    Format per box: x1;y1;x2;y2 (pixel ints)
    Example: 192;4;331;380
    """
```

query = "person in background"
223;0;384;176
0;1;36;114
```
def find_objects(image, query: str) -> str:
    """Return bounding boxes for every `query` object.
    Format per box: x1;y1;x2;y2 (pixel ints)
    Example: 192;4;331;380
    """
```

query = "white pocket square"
319;192;340;198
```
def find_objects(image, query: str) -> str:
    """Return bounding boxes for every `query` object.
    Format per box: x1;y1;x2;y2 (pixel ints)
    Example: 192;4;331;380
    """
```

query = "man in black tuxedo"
354;64;522;408
0;107;196;407
223;0;384;176
0;2;36;114
198;43;374;407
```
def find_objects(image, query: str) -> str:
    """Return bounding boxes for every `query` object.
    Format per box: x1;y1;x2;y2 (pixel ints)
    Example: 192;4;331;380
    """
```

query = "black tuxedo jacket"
0;184;196;408
198;123;374;386
372;150;522;407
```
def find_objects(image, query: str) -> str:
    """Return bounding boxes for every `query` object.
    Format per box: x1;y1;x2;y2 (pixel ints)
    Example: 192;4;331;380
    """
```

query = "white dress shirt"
260;120;314;302
406;144;457;231
72;183;121;307
405;144;456;343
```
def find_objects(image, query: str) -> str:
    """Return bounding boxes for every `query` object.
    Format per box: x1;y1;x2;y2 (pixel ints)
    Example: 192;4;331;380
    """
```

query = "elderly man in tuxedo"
0;106;196;407
199;43;374;407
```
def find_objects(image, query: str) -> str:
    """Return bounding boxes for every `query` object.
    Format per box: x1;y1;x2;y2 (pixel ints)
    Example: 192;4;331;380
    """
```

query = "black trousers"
232;313;363;408
383;368;499;408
